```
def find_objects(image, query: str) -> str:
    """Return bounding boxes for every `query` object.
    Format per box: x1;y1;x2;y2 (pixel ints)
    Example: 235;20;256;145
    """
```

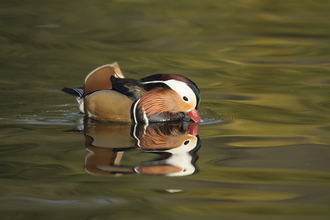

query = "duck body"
63;62;201;124
84;90;134;122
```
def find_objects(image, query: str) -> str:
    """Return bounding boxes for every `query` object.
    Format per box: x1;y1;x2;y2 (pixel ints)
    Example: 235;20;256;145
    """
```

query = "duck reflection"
83;120;201;177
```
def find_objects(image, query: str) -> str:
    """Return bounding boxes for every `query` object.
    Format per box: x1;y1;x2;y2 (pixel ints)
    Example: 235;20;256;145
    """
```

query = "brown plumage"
83;63;124;97
84;90;134;122
137;88;181;117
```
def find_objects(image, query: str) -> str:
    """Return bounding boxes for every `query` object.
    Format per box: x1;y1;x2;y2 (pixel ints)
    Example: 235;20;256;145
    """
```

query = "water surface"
1;0;330;219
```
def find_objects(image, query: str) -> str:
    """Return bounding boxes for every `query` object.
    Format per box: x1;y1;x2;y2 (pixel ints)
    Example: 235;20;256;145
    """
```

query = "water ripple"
0;196;126;207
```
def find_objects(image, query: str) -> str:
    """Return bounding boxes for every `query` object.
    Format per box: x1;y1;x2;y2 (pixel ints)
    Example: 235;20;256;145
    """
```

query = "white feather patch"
141;79;196;111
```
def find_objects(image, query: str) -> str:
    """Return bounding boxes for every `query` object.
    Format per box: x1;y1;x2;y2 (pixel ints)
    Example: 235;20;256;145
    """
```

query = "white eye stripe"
141;80;196;109
163;80;196;109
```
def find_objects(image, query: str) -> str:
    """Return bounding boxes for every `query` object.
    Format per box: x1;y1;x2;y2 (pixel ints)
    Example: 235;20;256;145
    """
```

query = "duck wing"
83;62;124;97
111;76;147;100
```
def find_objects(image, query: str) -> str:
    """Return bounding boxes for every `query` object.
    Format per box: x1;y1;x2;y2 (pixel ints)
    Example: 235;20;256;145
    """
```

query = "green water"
1;0;330;219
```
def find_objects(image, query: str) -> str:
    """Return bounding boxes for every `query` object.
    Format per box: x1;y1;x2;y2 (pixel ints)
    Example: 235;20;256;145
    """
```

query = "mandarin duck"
63;62;201;123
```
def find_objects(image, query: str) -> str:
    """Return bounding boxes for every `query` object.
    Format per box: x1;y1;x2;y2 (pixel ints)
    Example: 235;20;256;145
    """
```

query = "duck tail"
62;87;85;113
62;87;84;99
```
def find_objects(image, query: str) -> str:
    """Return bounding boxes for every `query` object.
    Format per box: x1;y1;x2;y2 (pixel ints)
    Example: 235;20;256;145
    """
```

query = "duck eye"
183;96;189;102
184;140;190;145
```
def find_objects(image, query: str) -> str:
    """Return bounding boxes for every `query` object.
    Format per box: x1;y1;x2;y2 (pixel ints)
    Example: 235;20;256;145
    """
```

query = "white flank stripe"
142;108;149;125
132;99;140;124
132;123;141;148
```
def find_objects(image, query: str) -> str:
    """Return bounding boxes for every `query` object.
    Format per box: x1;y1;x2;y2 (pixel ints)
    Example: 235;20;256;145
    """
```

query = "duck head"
134;74;202;123
138;74;202;122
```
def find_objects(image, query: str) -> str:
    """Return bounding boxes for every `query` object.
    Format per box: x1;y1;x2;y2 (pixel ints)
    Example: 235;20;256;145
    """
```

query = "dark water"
1;0;330;219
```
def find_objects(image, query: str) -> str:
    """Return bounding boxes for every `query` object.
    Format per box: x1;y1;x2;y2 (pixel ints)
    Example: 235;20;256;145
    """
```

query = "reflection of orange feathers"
138;165;182;174
138;88;180;117
138;125;188;150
